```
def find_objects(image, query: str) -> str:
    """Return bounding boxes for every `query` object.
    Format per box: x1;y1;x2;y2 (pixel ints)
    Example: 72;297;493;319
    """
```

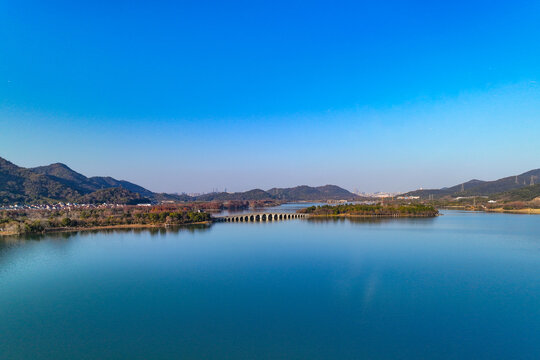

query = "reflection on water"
1;223;212;243
0;224;214;268
1;210;540;359
306;215;437;226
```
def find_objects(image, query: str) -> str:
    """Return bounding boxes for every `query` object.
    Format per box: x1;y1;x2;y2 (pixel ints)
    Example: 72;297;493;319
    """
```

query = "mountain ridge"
0;157;154;205
195;185;360;202
0;157;359;204
31;162;155;197
405;169;540;199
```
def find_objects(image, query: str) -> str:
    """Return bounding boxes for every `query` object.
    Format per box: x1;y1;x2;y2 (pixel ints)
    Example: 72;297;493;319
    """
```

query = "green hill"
267;185;357;201
0;158;83;204
493;183;540;202
1;156;359;204
195;189;271;201
0;157;155;204
404;169;540;199
77;187;152;205
31;163;154;197
196;185;359;202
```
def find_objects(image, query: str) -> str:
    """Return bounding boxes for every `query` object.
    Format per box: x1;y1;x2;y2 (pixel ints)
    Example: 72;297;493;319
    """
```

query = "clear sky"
1;0;539;193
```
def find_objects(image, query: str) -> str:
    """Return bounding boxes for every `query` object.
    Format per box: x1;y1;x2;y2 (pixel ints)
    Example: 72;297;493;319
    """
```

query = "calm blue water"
1;210;539;359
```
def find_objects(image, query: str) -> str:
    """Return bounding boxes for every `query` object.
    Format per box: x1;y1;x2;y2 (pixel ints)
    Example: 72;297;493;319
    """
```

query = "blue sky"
1;0;539;193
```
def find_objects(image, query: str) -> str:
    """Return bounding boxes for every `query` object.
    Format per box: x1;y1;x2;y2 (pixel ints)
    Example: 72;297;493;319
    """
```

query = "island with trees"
298;203;439;217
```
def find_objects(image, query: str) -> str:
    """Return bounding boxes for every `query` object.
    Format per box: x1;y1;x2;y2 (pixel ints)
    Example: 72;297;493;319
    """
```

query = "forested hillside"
405;169;540;199
1;157;359;204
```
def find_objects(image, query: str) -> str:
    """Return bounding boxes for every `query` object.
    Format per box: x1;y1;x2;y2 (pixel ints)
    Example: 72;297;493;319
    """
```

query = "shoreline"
485;208;540;215
439;206;540;215
4;207;538;237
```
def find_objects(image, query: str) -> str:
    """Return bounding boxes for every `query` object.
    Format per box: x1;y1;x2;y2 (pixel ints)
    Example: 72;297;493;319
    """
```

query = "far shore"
440;205;540;215
3;207;539;238
485;207;540;215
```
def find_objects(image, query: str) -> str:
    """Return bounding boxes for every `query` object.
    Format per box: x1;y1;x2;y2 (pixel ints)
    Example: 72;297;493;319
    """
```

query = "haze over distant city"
1;1;539;193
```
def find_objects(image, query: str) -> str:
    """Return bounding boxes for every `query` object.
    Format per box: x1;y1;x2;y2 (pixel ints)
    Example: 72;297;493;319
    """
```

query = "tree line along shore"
0;207;212;236
0;203;442;236
0;200;268;236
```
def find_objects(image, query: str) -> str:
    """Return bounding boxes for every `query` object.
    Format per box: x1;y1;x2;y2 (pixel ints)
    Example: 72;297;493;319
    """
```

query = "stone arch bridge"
216;213;309;222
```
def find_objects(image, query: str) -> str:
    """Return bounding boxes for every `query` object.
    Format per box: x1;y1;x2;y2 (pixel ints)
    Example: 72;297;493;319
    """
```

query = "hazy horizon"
2;153;538;195
2;1;539;193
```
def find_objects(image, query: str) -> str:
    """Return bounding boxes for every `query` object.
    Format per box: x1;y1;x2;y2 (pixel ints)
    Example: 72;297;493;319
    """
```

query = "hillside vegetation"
405;168;540;199
77;188;152;205
493;183;540;202
0;157;83;204
199;185;360;202
1;156;362;205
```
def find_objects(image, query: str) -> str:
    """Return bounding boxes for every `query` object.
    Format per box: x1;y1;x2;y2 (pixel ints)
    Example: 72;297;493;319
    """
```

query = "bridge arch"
220;212;309;223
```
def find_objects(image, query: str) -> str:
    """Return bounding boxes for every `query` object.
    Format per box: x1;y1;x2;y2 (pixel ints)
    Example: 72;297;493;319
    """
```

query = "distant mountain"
404;169;540;199
196;185;360;202
0;156;360;205
0;157;155;205
77;187;152;205
267;185;357;201
195;189;271;201
31;163;154;197
0;157;83;204
153;192;194;202
32;163;89;186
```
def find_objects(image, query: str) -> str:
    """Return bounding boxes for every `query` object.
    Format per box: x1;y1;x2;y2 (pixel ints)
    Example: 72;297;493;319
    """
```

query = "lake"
1;210;539;359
